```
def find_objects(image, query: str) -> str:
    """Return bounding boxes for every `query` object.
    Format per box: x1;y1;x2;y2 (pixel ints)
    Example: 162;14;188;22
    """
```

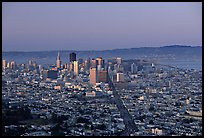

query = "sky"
2;2;202;51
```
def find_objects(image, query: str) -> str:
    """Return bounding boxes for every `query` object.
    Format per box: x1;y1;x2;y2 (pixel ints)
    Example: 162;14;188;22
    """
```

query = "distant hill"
2;45;202;65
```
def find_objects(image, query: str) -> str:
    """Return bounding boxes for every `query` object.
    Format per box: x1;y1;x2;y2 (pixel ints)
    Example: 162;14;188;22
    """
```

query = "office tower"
96;57;105;70
56;52;61;68
39;65;43;71
108;66;112;74
96;57;104;66
2;59;7;69
114;64;120;72
70;52;76;62
7;62;11;68
84;58;91;70
73;61;79;76
97;64;102;71
98;70;107;83
10;60;15;69
112;74;117;82
91;59;98;68
118;64;124;72
90;67;98;85
116;57;122;65
63;63;68;69
69;62;72;72
131;63;137;74
117;73;124;82
28;60;33;66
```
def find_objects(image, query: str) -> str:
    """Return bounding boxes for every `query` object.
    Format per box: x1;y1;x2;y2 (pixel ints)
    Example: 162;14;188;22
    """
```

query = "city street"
107;75;138;136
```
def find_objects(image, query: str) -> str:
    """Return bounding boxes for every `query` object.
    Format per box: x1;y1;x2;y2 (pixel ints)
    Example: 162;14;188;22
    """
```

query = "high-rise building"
56;52;61;68
112;74;117;82
114;64;124;72
90;67;98;85
2;59;7;69
97;64;102;71
69;62;73;72
10;60;15;69
28;60;37;70
39;65;43;71
91;59;98;68
73;61;79;76
96;57;104;66
96;57;105;70
117;73;124;82
70;52;76;62
7;62;11;69
98;70;107;83
63;63;68;69
84;58;91;71
28;60;33;66
131;63;137;74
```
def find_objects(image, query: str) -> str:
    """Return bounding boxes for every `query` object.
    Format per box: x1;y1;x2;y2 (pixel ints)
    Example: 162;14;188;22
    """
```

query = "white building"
117;73;124;82
86;91;96;97
131;63;137;74
73;61;79;76
152;128;162;135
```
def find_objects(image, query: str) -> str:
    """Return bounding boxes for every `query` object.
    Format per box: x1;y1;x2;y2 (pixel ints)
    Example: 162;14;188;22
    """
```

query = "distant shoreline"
2;45;202;53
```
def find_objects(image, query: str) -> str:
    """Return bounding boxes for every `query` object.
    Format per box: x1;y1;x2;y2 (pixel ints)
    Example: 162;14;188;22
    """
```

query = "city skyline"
2;2;202;51
2;51;202;136
2;2;202;136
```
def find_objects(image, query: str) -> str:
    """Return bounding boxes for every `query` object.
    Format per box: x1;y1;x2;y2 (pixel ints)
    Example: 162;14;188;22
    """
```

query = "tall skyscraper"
96;57;103;65
2;59;7;69
7;62;11;69
84;58;91;71
28;60;33;66
70;52;76;62
63;63;68;69
69;62;73;72
10;60;15;69
38;65;43;71
96;57;105;70
131;63;137;74
56;52;61;68
98;70;107;83
73;61;79;76
91;58;98;68
117;73;124;82
90;67;98;85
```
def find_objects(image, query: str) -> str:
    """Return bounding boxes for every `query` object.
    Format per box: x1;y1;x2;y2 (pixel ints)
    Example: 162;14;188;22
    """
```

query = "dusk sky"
2;2;202;51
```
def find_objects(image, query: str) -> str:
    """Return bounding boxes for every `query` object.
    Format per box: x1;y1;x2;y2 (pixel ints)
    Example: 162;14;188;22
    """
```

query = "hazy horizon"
3;2;202;51
2;45;202;52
